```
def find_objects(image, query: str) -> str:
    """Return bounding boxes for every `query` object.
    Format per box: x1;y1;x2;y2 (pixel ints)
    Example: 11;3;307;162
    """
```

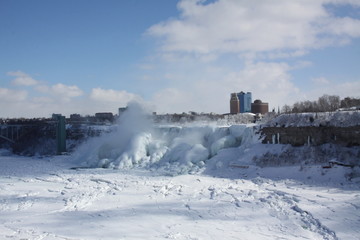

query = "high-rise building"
237;91;252;113
230;93;240;114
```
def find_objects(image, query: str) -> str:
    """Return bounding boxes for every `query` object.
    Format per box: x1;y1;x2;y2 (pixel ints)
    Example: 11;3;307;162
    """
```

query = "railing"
0;123;55;144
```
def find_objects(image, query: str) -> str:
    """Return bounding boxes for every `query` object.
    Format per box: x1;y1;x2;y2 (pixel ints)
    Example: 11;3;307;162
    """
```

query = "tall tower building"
230;93;240;114
237;91;252;113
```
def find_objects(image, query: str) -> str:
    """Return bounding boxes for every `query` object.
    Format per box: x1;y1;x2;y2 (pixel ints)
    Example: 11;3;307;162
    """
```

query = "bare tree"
281;94;344;113
328;95;340;111
281;104;292;114
341;97;360;108
318;95;330;112
303;100;314;112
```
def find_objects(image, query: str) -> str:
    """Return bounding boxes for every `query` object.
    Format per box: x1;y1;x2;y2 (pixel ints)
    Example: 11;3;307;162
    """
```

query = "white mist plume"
73;102;252;174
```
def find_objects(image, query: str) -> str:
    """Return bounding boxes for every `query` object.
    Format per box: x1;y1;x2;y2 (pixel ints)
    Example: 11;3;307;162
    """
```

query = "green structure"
54;114;66;154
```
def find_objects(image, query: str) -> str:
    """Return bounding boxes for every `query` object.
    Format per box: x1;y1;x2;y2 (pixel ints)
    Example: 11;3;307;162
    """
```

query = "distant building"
230;93;240;114
52;113;61;119
251;99;269;114
70;114;81;120
237;91;252;113
95;112;114;122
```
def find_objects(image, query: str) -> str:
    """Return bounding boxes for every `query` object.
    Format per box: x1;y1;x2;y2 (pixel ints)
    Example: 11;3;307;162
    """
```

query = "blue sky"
1;0;360;117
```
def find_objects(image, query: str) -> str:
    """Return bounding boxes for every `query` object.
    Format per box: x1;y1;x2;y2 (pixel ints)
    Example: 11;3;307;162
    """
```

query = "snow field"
1;105;359;239
0;156;359;240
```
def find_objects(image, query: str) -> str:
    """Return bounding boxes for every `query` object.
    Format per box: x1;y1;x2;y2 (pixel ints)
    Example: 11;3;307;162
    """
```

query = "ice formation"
74;103;256;174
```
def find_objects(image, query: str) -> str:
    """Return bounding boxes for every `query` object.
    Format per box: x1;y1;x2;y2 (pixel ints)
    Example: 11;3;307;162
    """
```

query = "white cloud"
221;61;300;110
0;88;29;117
327;0;360;6
147;0;360;56
149;59;359;114
35;83;84;101
0;68;150;117
306;80;360;100
143;0;360;114
290;61;313;70
151;88;195;114
150;61;300;114
312;77;331;84
0;88;28;102
335;81;360;98
0;86;143;118
34;83;83;102
1;69;147;117
32;96;54;104
2;1;360;117
265;50;309;60
7;71;39;86
51;83;83;101
6;70;83;100
90;88;141;103
35;85;50;93
6;71;83;102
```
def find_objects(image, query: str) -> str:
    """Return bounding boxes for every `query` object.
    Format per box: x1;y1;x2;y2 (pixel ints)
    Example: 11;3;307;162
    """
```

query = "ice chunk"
210;135;237;156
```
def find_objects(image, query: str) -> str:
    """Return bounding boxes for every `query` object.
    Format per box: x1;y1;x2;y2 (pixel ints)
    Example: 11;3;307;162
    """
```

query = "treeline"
282;95;360;113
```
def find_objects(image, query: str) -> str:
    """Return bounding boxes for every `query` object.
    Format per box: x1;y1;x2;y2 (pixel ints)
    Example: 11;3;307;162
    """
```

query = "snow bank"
0;148;12;156
74;103;254;174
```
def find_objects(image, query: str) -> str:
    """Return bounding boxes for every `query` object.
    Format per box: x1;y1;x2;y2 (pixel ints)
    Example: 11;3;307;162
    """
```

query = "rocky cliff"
260;126;360;147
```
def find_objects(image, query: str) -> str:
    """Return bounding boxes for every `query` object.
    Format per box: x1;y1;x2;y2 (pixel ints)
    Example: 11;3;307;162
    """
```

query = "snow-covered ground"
1;105;359;239
0;155;359;240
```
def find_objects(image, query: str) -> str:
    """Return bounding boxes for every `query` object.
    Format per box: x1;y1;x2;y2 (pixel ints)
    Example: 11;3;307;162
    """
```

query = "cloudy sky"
1;0;360;118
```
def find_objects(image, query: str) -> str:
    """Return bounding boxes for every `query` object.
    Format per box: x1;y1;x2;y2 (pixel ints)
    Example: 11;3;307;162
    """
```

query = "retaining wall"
259;126;360;146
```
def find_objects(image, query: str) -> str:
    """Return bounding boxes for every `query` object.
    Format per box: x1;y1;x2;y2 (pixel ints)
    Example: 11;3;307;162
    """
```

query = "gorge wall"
259;126;360;147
